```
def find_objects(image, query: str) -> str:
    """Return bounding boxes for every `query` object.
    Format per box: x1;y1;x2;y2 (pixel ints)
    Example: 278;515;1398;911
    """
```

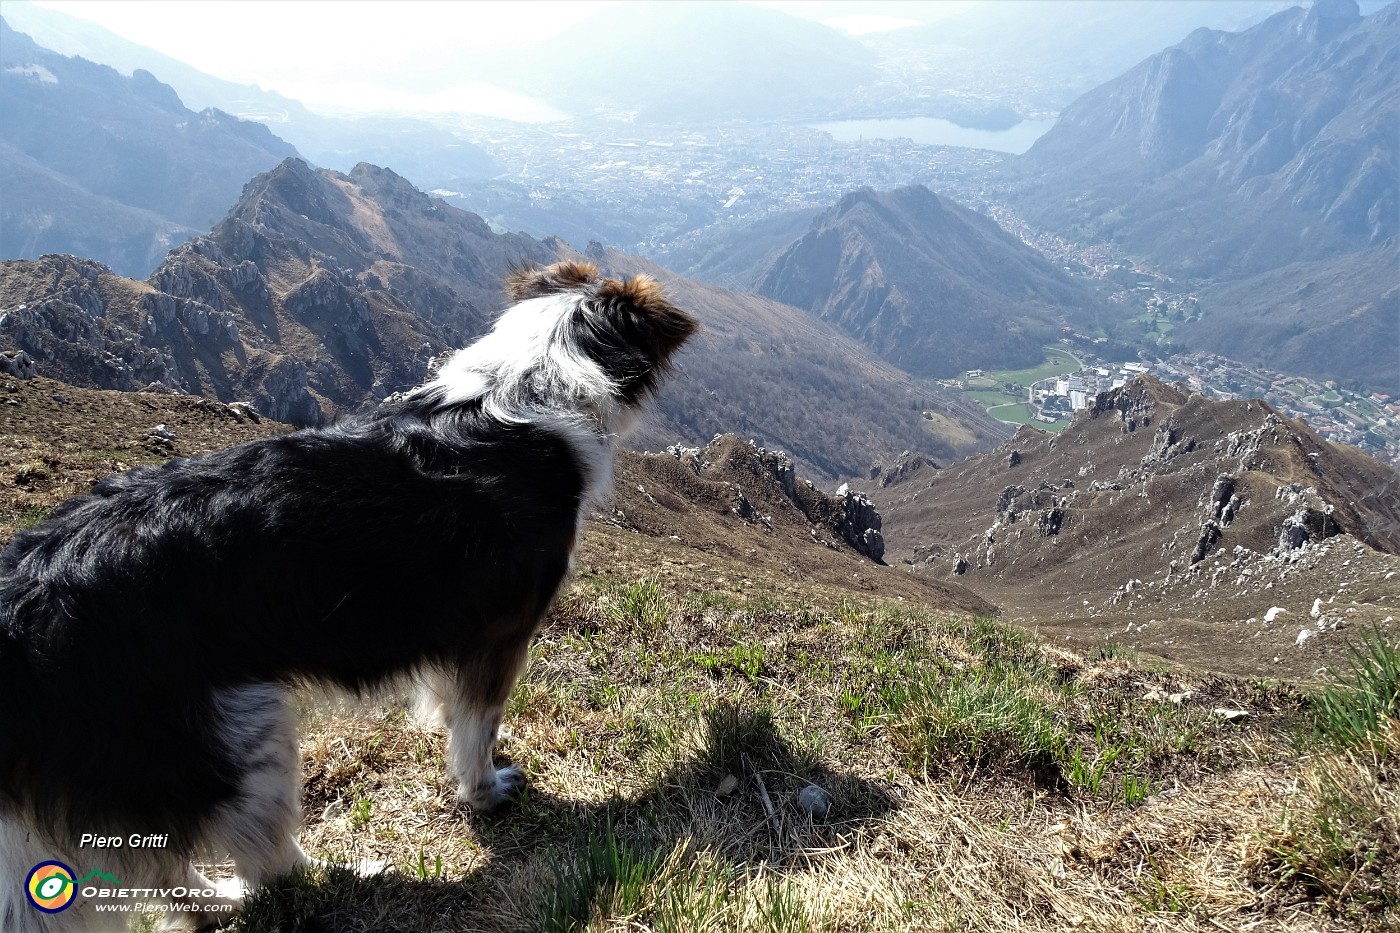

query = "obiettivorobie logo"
22;859;233;918
24;861;120;913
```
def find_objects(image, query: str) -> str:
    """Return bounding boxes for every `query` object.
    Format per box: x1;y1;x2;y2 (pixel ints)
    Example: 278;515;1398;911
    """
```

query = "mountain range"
0;4;502;186
0;159;1004;482
664;185;1113;378
2;1;1396;470
1009;0;1398;393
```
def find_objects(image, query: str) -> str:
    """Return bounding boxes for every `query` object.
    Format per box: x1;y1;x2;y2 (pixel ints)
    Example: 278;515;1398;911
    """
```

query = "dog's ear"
594;274;699;364
504;261;601;301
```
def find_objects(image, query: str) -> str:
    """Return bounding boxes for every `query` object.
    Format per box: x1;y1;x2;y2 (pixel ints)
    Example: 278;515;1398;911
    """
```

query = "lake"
810;116;1057;155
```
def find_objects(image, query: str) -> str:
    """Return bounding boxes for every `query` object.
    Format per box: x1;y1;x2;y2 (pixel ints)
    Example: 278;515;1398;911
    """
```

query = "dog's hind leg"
201;685;311;889
168;861;243;931
436;636;533;811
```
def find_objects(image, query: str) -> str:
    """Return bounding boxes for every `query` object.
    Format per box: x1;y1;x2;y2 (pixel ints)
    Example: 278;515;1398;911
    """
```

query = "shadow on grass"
233;703;897;932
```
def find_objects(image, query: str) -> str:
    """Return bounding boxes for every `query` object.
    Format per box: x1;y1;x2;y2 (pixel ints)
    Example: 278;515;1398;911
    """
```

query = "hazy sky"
24;0;985;116
22;0;1314;122
29;0;611;115
26;0;974;115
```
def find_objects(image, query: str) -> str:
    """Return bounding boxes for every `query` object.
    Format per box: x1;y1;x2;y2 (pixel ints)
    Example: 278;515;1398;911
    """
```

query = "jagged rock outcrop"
996;485;1026;517
609;434;890;565
0;350;36;379
834;484;885;562
1035;507;1064;538
1141;419;1196;467
1088;377;1181;433
871;451;938;489
1270;483;1342;558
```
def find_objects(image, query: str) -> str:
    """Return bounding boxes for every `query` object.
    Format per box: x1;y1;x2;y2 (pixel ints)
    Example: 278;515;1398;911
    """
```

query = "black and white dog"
0;262;696;930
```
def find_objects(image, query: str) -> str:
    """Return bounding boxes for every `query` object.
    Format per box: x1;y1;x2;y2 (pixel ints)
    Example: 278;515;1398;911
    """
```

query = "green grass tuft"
608;577;671;634
1312;627;1400;749
541;829;664;932
887;664;1068;776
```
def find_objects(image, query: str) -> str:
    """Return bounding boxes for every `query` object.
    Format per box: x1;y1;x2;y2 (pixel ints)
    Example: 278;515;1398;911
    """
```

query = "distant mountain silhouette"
1018;0;1395;261
0;139;200;277
671;186;1111;378
1009;0;1398;391
0;161;1004;481
0;19;296;277
861;0;1291;113
494;1;877;122
0;5;500;189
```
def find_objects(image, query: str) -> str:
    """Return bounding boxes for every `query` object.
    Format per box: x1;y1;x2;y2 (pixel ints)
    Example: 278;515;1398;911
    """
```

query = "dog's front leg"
437;636;532;811
447;704;523;811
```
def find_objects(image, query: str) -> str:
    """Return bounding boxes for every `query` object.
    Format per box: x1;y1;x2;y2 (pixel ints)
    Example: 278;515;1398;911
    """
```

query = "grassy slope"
229;537;1395;932
0;378;1390;932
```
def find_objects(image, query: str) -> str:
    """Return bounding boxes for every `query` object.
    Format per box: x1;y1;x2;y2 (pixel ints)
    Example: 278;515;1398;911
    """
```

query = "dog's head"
504;261;697;407
427;261;698;434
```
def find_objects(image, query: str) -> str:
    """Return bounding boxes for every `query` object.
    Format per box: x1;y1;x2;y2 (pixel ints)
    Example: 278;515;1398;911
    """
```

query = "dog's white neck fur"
416;292;633;506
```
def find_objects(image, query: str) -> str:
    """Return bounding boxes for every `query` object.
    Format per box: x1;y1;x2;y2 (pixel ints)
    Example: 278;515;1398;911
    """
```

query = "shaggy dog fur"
0;262;696;930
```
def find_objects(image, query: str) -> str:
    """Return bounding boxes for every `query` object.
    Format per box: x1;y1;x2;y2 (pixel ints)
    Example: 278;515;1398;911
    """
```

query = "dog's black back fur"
0;391;582;844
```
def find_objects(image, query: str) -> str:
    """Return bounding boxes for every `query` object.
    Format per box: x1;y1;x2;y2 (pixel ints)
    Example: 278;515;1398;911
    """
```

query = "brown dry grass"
220;558;1396;933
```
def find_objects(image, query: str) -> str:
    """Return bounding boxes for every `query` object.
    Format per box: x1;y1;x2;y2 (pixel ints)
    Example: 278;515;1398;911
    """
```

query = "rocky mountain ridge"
0;158;549;424
865;375;1400;678
618;435;885;562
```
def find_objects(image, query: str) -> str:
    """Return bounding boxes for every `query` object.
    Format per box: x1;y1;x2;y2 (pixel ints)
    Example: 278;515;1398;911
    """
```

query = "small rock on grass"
795;783;832;817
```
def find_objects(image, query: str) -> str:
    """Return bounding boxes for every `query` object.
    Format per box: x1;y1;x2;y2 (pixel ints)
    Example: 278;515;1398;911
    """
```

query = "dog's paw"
457;764;525;811
305;855;389;877
350;857;390;877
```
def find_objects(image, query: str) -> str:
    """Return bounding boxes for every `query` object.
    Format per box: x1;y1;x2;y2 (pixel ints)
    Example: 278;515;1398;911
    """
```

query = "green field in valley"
960;345;1082;431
